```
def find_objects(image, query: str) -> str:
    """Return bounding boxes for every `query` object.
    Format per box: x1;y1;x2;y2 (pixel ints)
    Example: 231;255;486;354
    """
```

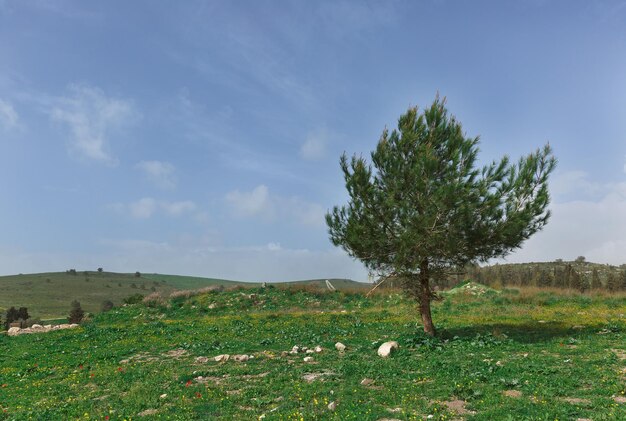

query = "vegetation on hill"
1;286;625;419
0;271;367;319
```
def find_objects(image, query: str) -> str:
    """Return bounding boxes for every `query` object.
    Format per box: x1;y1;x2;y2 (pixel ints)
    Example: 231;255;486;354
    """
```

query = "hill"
0;271;367;318
1;286;625;419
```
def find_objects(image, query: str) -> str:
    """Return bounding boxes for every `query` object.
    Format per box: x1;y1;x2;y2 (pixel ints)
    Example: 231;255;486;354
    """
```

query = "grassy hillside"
1;287;625;419
0;272;367;319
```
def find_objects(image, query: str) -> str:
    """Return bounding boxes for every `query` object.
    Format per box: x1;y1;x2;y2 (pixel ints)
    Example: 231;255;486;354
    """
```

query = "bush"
68;300;85;324
101;300;114;312
123;293;145;305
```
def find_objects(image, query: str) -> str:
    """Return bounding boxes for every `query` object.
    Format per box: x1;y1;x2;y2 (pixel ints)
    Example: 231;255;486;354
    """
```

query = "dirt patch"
194;375;228;385
138;409;158;417
163;348;188;359
443;399;475;415
302;371;335;383
614;396;626;404
241;371;270;379
559;397;591;405
503;390;522;398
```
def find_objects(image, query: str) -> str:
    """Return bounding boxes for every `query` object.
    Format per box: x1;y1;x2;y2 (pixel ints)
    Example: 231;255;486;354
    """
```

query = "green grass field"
1;286;625;420
0;271;365;319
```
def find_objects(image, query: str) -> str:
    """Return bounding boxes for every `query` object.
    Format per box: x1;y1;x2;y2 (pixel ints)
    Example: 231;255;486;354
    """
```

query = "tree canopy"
326;97;556;335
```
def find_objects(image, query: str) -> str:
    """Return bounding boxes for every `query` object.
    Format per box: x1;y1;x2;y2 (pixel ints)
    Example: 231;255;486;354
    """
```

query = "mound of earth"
444;281;500;296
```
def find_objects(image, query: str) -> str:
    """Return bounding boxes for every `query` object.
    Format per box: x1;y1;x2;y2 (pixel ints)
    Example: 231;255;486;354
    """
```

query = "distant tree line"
458;261;626;292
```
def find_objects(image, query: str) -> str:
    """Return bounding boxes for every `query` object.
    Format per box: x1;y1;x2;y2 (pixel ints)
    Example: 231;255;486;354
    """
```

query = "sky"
1;0;626;281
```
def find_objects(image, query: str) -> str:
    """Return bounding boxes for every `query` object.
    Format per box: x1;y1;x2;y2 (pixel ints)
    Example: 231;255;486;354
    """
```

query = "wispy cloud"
135;160;176;189
50;84;137;165
225;185;272;218
225;184;325;227
109;198;197;219
300;129;329;161
0;98;18;129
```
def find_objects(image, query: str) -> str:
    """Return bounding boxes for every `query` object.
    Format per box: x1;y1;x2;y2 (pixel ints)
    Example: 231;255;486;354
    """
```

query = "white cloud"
503;178;626;265
0;98;18;129
160;200;196;216
225;184;273;217
109;198;197;219
135;160;176;189
50;84;136;164
225;185;326;227
129;197;158;219
299;129;328;160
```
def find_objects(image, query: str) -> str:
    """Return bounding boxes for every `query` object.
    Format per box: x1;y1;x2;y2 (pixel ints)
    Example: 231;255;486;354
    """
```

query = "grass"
0;272;366;319
1;287;625;420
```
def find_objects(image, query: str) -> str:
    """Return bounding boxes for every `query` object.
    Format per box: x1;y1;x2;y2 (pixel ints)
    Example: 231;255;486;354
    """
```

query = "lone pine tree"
326;97;556;336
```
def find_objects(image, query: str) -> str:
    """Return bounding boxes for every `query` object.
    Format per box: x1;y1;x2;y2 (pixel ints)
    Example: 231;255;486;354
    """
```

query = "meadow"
1;285;625;420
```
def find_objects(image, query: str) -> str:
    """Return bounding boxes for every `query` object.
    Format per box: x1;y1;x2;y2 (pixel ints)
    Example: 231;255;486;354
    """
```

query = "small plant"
97;267;103;273
135;271;141;278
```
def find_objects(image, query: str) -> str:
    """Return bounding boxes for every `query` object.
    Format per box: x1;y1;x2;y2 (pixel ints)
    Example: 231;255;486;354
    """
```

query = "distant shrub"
66;269;77;275
101;300;114;312
123;293;145;305
134;271;141;278
131;283;137;289
97;267;103;273
68;300;85;324
23;318;42;328
46;278;51;283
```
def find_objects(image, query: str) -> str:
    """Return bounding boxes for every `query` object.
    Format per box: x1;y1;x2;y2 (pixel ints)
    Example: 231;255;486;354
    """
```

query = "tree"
606;272;618;292
68;300;85;324
4;307;19;329
326;97;556;336
591;268;602;290
575;256;586;263
97;267;103;273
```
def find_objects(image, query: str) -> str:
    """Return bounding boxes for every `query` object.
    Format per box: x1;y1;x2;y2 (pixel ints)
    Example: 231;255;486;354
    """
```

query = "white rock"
7;327;21;336
233;354;250;362
377;341;399;358
31;324;43;329
328;401;337;411
69;324;79;328
303;356;314;363
159;394;167;399
214;354;230;362
208;303;217;309
305;349;315;354
195;356;209;363
290;345;300;354
314;346;323;353
44;325;52;329
335;342;346;352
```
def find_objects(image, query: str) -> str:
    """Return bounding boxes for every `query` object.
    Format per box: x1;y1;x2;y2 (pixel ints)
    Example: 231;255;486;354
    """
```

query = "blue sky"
1;0;626;281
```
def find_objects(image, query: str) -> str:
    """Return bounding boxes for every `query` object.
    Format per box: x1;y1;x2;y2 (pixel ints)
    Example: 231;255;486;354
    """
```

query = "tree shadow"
437;322;612;344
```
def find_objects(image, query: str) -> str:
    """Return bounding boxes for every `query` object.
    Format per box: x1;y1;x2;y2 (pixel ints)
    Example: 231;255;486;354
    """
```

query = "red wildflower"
195;392;202;399
185;380;193;387
90;373;95;378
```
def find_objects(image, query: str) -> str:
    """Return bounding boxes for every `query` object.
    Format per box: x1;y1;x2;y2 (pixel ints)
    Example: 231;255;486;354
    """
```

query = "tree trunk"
419;259;436;336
